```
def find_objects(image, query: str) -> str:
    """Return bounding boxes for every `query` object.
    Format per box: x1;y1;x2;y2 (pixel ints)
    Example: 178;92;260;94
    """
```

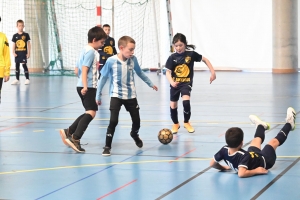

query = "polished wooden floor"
0;71;299;199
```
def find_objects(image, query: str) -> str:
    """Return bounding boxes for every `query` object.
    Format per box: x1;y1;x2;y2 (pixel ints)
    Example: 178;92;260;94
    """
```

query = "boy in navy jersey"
11;19;31;85
210;107;296;178
59;26;106;153
96;36;158;156
165;33;216;134
98;24;117;79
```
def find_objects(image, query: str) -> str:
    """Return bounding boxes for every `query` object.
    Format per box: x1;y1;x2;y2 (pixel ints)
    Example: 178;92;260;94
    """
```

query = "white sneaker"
286;107;296;131
24;79;30;85
249;115;270;130
11;79;20;85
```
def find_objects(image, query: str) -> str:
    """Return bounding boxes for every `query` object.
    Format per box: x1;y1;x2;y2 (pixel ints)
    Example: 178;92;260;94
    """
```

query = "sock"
23;64;29;79
254;125;265;143
183;100;191;123
130;129;139;138
15;63;20;80
69;114;85;134
275;123;292;146
105;127;115;148
170;107;179;124
72;114;93;140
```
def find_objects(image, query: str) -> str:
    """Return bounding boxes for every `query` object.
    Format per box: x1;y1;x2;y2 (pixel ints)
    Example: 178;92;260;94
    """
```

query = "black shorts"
110;97;140;112
77;87;98;111
15;53;27;63
248;145;276;169
170;84;192;101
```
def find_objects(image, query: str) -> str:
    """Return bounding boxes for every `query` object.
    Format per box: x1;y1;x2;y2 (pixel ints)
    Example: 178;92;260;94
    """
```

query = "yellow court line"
0;156;299;176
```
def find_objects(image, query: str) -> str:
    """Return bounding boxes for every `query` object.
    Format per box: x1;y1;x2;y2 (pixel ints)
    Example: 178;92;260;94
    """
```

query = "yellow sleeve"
3;35;11;77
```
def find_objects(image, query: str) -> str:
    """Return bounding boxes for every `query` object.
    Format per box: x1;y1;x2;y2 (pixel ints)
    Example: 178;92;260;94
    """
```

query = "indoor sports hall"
0;0;300;199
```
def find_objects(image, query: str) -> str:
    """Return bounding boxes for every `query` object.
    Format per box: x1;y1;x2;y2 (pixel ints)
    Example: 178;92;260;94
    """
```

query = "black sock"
170;107;179;124
15;63;20;80
183;100;191;123
275;123;291;146
69;114;85;134
254;125;265;143
105;127;115;148
23;64;29;79
72;114;93;140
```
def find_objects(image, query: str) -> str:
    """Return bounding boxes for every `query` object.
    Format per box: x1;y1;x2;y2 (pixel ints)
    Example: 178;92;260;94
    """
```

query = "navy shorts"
248;145;276;169
170;84;192;101
77;87;98;111
15;53;27;63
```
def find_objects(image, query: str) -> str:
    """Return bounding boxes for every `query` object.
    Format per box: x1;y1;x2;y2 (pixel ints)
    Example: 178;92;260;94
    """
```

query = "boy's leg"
125;98;143;148
249;115;270;149
22;63;30;84
11;63;20;84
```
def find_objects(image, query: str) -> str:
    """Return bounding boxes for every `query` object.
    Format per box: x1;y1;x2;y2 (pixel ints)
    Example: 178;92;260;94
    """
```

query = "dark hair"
172;33;195;50
103;24;110;28
88;26;107;43
16;19;24;25
118;36;135;47
225;127;244;148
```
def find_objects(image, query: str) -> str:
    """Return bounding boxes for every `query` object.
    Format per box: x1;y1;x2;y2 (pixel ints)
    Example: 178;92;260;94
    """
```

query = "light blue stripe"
127;59;132;98
117;60;122;98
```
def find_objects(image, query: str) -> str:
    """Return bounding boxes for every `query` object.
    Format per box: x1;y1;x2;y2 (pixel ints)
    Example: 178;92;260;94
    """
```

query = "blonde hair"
118;36;135;48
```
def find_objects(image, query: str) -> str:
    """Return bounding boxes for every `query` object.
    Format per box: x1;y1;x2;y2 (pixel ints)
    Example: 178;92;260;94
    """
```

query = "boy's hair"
16;19;24;25
103;24;110;28
118;36;135;48
225;127;244;148
173;33;195;50
88;26;106;43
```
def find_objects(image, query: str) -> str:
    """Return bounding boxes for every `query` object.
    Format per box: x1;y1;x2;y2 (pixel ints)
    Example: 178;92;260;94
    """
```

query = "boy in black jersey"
11;19;31;85
210;107;296;178
98;24;117;79
165;33;216;134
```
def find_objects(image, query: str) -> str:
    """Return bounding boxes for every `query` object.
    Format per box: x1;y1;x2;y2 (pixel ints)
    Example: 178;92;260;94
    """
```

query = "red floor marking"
0;122;32;132
97;179;137;199
218;132;225;137
169;148;196;163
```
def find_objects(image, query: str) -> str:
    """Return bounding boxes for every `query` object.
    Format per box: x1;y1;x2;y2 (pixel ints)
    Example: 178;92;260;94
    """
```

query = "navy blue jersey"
98;36;117;66
214;146;266;172
165;50;202;87
12;32;30;54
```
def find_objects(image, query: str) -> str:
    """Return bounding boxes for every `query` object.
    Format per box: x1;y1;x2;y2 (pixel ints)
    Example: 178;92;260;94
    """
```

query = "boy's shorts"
248;145;276;169
109;97;140;112
77;87;98;111
15;53;27;63
170;84;192;101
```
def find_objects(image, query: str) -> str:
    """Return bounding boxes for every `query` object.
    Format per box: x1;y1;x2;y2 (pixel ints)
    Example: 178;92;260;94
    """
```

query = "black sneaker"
59;129;72;146
131;134;143;148
65;136;85;153
102;146;111;156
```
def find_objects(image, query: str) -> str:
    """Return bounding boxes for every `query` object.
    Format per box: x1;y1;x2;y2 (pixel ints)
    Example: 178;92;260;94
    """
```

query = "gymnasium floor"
0;71;299;200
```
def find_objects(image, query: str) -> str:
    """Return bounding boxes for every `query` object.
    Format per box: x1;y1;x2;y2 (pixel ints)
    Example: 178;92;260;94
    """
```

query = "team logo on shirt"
104;46;113;55
110;40;113;45
185;56;191;64
21;35;26;40
174;64;190;82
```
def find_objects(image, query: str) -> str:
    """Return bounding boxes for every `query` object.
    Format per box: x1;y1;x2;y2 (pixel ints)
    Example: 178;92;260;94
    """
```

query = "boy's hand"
96;100;102;106
14;53;17;57
27;54;30;59
152;85;158;91
81;87;88;95
4;76;10;82
210;73;216;84
255;167;268;175
171;81;179;88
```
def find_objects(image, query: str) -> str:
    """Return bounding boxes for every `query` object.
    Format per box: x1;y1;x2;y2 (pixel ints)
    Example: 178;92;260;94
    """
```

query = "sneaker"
11;80;20;85
24;79;30;85
131;133;143;148
102;146;111;156
65;136;85;153
59;129;71;146
171;123;180;134
286;107;296;131
249;115;270;130
184;122;195;133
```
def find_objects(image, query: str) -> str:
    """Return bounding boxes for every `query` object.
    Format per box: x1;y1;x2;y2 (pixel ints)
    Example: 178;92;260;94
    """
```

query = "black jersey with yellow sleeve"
213;146;265;172
165;50;202;87
98;36;117;65
12;32;30;54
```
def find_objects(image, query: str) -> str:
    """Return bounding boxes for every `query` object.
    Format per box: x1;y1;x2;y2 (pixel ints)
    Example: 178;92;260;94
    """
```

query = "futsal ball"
158;128;173;144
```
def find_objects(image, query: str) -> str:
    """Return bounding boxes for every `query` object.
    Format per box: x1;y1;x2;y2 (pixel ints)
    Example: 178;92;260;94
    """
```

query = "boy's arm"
12;43;16;57
210;159;231;171
3;36;11;81
27;41;31;58
81;66;89;95
96;76;108;104
202;56;216;84
166;69;178;88
238;166;268;178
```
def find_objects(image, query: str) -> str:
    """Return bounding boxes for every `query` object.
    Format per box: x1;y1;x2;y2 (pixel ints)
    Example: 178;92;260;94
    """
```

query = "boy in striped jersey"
96;36;158;156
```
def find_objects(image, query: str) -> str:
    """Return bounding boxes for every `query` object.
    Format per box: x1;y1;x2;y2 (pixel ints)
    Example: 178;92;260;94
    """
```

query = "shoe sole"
249;115;270;130
59;129;70;146
65;139;85;153
102;153;111;156
288;107;296;131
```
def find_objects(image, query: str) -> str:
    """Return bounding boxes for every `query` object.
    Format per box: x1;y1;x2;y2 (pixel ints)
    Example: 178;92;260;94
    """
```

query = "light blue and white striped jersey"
76;45;99;88
96;55;154;101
